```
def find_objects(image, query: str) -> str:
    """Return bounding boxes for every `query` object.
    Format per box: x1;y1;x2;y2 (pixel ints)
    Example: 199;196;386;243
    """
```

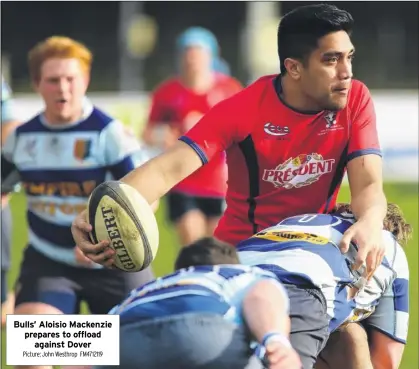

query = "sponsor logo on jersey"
253;230;329;245
263;122;290;137
262;153;335;189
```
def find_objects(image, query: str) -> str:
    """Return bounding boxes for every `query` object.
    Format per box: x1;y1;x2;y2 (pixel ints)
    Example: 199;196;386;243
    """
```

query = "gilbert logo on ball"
87;181;159;272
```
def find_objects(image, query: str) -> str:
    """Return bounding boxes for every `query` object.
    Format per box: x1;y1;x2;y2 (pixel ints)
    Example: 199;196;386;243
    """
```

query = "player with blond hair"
1;36;155;369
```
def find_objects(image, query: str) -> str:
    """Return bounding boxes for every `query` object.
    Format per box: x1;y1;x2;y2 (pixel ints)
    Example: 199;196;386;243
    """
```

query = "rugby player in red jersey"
142;27;242;246
73;5;387;368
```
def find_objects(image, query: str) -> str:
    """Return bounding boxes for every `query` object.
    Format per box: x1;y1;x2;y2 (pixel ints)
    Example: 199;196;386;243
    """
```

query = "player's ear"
283;58;302;80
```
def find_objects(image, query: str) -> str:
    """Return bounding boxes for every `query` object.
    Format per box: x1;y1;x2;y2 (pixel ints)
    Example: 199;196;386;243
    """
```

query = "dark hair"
333;203;413;246
174;237;240;269
278;4;354;74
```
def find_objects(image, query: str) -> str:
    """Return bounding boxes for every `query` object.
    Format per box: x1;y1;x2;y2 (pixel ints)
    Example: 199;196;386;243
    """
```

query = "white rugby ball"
87;181;159;272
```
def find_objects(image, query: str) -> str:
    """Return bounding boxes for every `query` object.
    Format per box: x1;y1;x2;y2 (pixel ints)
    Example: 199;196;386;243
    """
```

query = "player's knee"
338;322;369;344
14;302;64;315
318;324;372;369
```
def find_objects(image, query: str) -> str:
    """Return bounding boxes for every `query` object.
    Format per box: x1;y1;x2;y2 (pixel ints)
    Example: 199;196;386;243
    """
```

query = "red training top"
180;75;381;245
147;73;243;197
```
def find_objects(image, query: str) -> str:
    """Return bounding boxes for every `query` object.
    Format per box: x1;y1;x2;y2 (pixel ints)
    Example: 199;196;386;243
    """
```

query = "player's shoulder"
348;79;372;107
15;114;44;135
75;103;124;134
152;77;182;96
214;73;243;90
87;105;117;128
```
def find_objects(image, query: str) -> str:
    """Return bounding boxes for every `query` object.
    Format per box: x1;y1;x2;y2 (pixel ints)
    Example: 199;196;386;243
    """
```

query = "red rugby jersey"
147;73;242;197
180;75;381;245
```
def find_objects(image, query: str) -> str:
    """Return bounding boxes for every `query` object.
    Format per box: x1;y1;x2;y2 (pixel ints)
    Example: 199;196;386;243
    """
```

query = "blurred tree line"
1;1;417;92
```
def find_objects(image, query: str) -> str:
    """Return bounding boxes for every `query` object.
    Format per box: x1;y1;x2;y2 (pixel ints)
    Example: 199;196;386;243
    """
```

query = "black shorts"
14;246;155;314
284;283;330;369
167;191;225;222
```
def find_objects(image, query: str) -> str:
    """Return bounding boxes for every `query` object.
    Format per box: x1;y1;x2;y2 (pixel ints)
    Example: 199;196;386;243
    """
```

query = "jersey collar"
273;74;324;116
39;97;94;129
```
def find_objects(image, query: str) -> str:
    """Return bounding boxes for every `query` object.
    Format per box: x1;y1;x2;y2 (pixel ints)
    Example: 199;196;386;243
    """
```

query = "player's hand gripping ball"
86;181;159;272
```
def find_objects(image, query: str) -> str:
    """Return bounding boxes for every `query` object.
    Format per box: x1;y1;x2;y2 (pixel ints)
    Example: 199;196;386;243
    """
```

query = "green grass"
1;183;418;368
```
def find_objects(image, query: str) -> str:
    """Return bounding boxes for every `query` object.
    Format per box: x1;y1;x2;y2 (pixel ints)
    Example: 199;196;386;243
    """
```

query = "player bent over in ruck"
238;203;410;369
99;238;301;369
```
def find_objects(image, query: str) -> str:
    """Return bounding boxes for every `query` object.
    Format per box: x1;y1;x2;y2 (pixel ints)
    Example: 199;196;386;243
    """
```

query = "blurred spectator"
142;26;242;246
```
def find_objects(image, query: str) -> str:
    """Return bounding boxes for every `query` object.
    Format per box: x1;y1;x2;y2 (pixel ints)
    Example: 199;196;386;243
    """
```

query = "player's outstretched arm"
71;140;203;264
121;140;203;204
242;280;301;369
340;82;387;278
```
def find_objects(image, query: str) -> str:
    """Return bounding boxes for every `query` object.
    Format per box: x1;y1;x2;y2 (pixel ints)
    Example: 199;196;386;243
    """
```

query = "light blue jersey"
109;264;288;326
1;101;151;267
1;77;17;124
238;213;409;342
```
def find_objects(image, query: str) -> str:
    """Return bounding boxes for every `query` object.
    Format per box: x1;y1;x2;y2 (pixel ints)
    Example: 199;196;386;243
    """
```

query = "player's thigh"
361;294;406;369
284;284;330;369
110;313;262;369
14;246;80;314
79;267;155;314
196;197;225;232
167;192;207;244
316;323;373;369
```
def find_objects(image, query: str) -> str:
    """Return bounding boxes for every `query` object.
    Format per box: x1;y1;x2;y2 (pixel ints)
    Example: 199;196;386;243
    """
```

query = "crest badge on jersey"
23;138;37;159
73;139;92;161
324;111;337;128
318;111;344;136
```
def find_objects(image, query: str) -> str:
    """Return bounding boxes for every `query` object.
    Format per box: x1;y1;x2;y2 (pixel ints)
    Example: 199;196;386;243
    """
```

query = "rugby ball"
87;181;159;272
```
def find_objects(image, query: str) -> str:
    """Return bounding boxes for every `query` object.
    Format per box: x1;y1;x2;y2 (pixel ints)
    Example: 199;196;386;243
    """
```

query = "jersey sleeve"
146;85;176;127
363;243;409;343
100;120;151;179
347;82;382;162
179;95;251;165
1;129;19;193
1;81;18;124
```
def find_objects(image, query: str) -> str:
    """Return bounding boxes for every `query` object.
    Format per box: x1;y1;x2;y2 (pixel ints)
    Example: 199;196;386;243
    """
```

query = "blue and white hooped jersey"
1;101;151;267
237;213;409;342
1;77;17;124
109;264;288;326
